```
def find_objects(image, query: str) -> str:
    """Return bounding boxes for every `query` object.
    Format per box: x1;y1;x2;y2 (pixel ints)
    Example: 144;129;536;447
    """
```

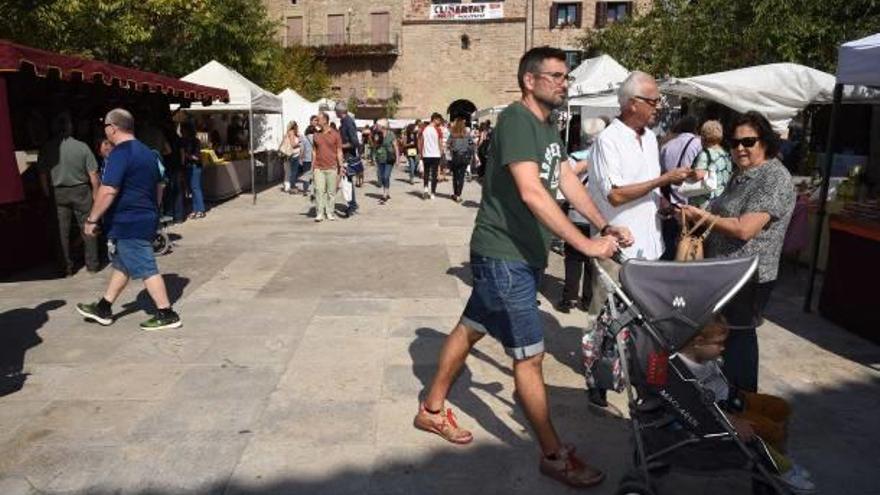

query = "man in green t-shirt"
414;47;633;489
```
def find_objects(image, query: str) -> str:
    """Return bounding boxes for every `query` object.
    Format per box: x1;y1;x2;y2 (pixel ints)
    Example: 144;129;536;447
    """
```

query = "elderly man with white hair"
582;71;691;407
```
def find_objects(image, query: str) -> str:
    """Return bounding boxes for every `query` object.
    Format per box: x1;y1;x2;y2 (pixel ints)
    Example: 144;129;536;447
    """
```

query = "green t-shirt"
470;101;565;268
37;136;98;187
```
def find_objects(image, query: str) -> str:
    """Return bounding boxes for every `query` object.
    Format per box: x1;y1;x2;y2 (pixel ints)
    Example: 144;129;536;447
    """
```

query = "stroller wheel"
617;471;656;495
153;231;171;256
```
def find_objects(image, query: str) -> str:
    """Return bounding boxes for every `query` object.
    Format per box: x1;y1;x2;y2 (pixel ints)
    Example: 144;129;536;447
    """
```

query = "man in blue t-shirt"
76;108;182;331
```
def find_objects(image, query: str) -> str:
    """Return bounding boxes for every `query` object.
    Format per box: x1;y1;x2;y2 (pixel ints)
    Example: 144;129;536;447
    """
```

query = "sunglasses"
729;137;760;148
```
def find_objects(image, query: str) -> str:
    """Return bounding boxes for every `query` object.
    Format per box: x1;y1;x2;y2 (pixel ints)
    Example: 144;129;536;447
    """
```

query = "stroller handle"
611;249;628;265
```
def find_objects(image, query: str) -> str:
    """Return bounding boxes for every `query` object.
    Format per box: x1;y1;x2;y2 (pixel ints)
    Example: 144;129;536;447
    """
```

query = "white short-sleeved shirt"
588;119;664;260
421;125;442;158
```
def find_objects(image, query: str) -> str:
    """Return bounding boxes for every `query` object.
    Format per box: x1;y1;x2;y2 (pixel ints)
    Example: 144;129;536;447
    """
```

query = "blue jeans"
406;155;419;180
377;161;393;189
289;156;302;186
187;165;205;213
300;161;312;192
461;253;545;360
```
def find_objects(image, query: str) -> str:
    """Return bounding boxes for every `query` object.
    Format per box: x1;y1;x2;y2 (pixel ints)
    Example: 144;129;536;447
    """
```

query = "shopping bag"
340;175;353;203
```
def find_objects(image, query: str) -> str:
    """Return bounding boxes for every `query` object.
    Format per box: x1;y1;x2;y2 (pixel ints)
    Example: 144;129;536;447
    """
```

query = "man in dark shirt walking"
335;101;360;217
76;108;182;331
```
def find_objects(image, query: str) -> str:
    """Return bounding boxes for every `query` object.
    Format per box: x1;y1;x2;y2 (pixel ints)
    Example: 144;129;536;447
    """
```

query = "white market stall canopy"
182;60;282;114
659;63;836;131
568;54;629;98
837;33;880;87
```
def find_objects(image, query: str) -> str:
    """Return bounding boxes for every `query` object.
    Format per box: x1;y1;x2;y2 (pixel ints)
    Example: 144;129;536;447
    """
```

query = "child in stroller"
589;253;802;495
678;316;815;493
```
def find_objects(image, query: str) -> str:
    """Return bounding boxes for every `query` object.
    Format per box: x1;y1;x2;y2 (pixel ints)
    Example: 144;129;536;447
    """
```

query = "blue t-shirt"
101;139;160;240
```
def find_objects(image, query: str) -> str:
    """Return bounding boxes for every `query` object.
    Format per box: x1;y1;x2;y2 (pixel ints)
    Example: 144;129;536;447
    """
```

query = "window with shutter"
574;3;583;28
595;2;608;28
550;3;559;29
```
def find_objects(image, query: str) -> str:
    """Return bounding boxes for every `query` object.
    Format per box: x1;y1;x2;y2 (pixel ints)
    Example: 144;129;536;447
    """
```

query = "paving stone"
256;393;377;446
305;315;389;339
278;362;383;403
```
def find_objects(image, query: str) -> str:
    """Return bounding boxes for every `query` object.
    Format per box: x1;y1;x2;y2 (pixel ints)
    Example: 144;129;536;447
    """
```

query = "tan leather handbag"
675;209;718;261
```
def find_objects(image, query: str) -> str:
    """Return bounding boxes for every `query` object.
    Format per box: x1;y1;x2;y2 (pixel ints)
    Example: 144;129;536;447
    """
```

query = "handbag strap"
681;208;717;237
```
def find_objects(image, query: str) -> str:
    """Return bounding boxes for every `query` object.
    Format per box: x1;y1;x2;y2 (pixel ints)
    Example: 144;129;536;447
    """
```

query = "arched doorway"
447;99;477;122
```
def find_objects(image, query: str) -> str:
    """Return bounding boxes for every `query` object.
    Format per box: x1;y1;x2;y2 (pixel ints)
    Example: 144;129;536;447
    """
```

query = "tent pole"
804;83;843;312
250;105;256;205
564;102;572;151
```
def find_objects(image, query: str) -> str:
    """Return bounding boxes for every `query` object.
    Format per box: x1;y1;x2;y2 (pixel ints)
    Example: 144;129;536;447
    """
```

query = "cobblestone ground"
1;166;878;494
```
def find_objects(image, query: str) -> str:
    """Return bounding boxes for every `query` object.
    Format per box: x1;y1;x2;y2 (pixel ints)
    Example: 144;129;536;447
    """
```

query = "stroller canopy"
619;257;758;350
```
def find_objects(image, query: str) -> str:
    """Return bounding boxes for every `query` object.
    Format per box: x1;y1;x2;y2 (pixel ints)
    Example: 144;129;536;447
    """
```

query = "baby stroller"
591;254;790;495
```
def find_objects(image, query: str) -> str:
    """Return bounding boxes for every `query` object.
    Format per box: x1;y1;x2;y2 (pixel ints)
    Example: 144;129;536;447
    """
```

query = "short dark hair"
731;111;780;158
672;115;698;134
430;112;443;122
517;46;567;93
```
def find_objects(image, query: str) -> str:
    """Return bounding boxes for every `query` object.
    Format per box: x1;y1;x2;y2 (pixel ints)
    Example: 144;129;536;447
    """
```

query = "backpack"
450;135;472;165
373;131;395;164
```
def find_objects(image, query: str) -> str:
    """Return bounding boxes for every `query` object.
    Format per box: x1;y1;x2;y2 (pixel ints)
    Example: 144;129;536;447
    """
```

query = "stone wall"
263;0;652;119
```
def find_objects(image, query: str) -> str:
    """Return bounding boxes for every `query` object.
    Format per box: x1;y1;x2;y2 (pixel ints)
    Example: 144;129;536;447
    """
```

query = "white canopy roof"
568;54;629;98
181;60;282;114
660;63;836;131
837;33;880;87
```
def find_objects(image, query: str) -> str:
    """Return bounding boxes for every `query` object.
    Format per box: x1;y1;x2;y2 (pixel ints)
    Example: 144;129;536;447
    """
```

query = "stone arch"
447;99;477;122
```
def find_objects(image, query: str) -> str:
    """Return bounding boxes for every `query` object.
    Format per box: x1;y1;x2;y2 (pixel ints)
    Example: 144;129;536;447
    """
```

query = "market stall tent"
805;33;880;310
180;60;283;204
659;63;836;132
566;55;629;142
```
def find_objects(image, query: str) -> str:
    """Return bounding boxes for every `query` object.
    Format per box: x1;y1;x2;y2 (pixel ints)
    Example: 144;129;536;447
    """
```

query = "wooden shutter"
328;14;344;45
626;1;634;18
371;12;390;45
595;2;608;28
550;3;559;29
575;3;583;28
286;17;303;46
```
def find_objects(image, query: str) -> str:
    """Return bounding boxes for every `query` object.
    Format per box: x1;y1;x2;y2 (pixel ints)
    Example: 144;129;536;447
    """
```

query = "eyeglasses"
534;71;574;84
633;95;662;107
729;137;760;149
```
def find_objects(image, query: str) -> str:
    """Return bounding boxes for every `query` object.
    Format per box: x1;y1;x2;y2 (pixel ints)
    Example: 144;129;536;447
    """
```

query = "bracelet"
600;225;611;236
85;218;98;225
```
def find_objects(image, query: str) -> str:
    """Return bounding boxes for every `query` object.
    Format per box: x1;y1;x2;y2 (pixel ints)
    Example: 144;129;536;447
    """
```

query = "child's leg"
743;392;791;423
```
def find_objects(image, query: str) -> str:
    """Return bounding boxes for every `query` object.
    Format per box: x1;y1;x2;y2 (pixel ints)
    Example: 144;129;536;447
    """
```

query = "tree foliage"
0;0;283;87
581;0;880;77
263;45;331;100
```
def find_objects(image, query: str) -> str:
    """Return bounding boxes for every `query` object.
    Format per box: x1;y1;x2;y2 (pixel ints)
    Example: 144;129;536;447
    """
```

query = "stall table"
818;209;880;344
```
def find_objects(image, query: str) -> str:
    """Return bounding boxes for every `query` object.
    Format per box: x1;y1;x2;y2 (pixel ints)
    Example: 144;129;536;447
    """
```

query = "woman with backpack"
372;119;398;204
447;117;475;203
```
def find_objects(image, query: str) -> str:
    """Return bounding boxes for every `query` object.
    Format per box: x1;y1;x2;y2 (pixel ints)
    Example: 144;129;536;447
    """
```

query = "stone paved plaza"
1;168;879;494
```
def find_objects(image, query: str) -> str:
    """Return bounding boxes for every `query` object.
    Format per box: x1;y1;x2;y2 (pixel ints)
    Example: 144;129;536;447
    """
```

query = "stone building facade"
263;0;652;120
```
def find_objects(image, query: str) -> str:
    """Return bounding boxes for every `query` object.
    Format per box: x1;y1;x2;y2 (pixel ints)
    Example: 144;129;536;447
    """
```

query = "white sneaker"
314;216;323;223
327;213;337;221
778;469;816;493
423;187;429;200
283;181;291;193
430;193;435;200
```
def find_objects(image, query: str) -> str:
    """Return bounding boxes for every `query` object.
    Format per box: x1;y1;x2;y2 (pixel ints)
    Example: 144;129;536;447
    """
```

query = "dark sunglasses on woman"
729;137;760;148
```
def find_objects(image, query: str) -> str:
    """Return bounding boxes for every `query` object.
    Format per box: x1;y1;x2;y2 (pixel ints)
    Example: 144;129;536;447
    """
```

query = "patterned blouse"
705;158;795;283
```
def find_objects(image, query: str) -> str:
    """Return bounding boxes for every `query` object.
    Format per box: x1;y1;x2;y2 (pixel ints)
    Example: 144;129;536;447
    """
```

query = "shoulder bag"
675;208;718;261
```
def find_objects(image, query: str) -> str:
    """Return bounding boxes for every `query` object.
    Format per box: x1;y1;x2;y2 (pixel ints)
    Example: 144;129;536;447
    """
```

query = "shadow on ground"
111;273;190;320
0;299;65;396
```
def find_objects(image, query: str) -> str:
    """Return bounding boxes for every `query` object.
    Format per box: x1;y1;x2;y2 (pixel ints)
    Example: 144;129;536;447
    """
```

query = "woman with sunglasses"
681;111;795;393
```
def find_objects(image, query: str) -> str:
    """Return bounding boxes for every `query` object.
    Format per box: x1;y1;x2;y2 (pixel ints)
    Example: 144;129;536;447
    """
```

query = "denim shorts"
110;238;159;280
461;253;544;360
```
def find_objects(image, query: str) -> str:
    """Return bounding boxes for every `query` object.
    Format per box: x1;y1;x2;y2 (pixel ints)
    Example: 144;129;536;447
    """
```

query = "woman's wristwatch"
599;224;612;236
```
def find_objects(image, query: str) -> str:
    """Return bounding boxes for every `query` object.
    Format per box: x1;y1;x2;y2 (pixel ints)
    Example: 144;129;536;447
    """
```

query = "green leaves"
581;0;880;77
0;0;290;88
264;45;331;101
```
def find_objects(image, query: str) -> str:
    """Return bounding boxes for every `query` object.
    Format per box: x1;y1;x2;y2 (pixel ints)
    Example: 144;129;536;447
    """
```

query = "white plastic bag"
678;170;718;198
340;174;353;203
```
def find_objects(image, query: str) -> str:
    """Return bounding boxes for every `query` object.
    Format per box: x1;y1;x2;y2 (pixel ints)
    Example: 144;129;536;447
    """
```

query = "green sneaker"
139;310;182;331
76;302;113;326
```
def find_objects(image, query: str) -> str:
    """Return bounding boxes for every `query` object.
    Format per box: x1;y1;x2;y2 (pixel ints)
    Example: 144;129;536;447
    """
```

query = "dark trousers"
54;184;99;271
721;280;776;393
660;216;679;260
423;157;440;193
562;223;593;303
451;160;467;197
162;168;185;222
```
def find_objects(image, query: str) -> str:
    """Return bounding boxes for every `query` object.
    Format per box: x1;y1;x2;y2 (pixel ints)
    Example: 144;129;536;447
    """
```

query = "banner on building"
429;2;504;21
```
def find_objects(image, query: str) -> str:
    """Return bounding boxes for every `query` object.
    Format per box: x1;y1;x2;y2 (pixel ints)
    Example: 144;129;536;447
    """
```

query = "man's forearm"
607;176;664;206
560;166;606;229
88;186;118;221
